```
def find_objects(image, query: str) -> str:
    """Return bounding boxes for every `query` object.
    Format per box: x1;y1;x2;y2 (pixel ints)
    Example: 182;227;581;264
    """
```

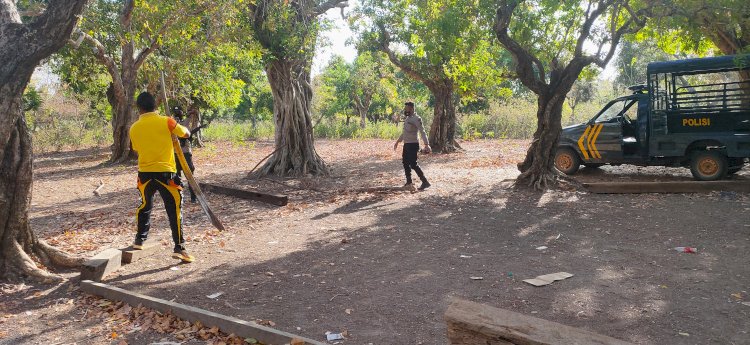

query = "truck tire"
554;147;581;175
690;150;728;181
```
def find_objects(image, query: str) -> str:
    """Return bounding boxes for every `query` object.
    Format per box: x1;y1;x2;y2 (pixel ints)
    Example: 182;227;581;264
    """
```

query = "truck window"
594;100;636;123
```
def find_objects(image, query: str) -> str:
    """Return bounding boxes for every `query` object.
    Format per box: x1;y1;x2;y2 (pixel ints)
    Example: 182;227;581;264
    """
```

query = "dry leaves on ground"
76;295;264;345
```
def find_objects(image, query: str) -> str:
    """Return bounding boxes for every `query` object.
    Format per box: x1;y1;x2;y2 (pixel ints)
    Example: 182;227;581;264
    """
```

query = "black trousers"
134;172;185;252
175;153;196;201
402;143;427;184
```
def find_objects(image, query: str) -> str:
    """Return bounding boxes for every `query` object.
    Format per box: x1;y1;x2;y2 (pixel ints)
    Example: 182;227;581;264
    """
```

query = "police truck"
554;54;750;180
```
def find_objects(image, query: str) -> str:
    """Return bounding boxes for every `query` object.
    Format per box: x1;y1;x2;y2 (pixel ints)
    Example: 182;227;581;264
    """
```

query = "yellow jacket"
129;112;190;173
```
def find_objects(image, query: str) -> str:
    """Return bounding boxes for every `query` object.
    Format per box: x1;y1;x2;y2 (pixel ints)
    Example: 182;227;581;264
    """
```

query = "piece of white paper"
206;292;224;299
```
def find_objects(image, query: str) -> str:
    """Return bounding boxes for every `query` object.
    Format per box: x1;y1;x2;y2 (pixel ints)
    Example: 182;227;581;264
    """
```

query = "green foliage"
249;1;329;62
314;119;402;139
642;0;749;55
201;121;275;143
149;2;263;113
356;0;509;101
26;87;111;153
22;87;42;112
234;73;274;123
614;39;675;90
318;55;354;120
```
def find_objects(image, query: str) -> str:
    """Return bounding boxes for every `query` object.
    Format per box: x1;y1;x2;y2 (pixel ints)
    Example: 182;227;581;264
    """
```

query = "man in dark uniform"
173;106;197;203
393;101;432;190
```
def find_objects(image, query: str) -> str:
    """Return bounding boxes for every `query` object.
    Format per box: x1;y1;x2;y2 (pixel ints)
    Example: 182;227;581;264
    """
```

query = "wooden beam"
80;248;122;282
80;280;324;345
121;241;159;264
583;180;750;194
445;298;633;345
200;183;288;206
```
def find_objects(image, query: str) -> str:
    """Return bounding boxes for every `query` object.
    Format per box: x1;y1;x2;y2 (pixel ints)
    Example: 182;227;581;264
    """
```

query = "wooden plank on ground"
121;241;160;264
80;280;324;345
80;248;121;282
445;298;633;345
583;180;750;194
200;183;288;206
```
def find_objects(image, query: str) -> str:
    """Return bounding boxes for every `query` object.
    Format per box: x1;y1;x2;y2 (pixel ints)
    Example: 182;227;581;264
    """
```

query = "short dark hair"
136;92;156;112
404;101;415;107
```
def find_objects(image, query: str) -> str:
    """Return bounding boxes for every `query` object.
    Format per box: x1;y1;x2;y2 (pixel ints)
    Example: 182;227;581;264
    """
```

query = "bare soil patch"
1;139;748;345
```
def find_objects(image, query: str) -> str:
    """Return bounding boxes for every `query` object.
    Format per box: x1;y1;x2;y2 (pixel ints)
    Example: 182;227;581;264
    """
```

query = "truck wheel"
554;147;581;175
690;151;728;181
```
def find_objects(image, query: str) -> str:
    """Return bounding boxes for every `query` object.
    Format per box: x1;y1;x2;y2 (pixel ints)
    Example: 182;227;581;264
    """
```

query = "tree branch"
493;0;547;94
312;0;348;17
120;0;134;28
134;4;210;71
134;18;175;70
589;3;649;68
73;28;126;100
376;23;438;90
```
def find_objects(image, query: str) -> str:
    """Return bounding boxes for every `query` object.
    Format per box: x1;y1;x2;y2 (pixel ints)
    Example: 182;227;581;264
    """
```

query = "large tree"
493;0;649;189
65;0;208;163
357;0;503;153
0;0;87;282
246;0;348;176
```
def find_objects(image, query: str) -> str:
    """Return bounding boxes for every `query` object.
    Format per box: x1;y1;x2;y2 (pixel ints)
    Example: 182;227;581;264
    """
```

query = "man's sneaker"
418;181;431;190
132;244;144;250
172;250;195;263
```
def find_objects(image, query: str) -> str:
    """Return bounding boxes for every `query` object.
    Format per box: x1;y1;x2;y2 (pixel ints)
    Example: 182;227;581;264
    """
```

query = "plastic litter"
673;247;697;253
326;332;345;341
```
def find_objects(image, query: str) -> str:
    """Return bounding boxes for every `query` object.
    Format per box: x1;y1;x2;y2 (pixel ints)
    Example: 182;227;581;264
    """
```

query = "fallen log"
445;298;633;345
199;183;288;206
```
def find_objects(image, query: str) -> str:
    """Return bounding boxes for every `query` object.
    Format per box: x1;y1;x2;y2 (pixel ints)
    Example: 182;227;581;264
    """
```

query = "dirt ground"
1;139;749;345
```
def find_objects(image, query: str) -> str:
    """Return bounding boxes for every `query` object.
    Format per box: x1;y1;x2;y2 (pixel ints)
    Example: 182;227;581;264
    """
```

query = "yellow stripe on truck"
590;124;604;159
577;126;592;160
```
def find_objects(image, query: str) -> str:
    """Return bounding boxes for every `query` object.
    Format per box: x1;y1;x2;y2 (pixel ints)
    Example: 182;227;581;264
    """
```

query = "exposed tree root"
36;240;84;268
5;240;63;284
515;168;585;192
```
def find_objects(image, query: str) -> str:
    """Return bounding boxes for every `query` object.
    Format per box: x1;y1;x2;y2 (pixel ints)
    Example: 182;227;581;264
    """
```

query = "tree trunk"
516;93;566;190
254;59;328;177
187;103;204;147
108;71;138;163
429;83;459;153
353;94;371;129
0;0;87;282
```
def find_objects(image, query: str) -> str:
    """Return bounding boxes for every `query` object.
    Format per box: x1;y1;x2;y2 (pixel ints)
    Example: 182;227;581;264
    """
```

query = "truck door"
579;99;637;162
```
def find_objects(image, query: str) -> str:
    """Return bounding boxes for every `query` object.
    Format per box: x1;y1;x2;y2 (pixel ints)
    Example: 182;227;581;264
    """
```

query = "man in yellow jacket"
129;92;194;263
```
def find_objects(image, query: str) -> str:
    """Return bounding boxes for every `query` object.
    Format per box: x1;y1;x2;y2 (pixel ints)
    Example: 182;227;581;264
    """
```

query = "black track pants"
402;143;427;184
134;172;185;252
